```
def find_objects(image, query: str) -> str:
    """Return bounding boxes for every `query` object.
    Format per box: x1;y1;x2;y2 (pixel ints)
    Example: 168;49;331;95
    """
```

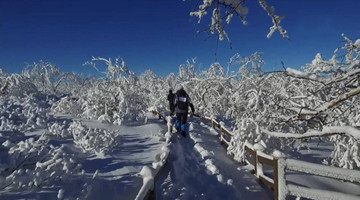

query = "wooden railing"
244;143;281;200
196;114;360;200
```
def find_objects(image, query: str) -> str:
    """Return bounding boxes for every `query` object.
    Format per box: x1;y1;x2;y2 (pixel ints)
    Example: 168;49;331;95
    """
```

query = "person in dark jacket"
174;87;195;137
167;89;175;115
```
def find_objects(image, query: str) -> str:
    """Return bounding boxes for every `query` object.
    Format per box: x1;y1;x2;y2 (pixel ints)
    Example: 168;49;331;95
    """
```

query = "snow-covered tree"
227;34;360;169
179;58;197;81
22;61;62;94
84;57;135;81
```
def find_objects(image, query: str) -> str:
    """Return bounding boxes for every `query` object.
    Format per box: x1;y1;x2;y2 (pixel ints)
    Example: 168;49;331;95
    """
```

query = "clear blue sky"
0;0;359;76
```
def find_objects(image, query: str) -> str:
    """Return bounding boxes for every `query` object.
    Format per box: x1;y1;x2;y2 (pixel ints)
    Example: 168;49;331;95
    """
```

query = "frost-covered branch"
84;57;134;81
318;87;360;111
258;0;289;40
189;0;289;42
285;68;325;84
262;126;360;140
190;0;248;41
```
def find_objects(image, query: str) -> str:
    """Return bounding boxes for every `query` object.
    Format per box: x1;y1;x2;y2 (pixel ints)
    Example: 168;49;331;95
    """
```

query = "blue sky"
0;0;359;77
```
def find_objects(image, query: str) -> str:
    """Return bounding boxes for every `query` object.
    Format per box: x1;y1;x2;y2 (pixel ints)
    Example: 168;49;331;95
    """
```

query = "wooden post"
273;157;279;200
254;150;258;176
255;151;261;178
219;126;223;141
276;157;286;200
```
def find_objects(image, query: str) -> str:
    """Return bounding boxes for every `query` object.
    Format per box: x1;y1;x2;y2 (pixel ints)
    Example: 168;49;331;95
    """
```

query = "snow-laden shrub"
329;135;360;169
45;122;71;138
228;119;263;162
0;135;81;191
139;70;167;113
0;74;38;97
79;78;147;125
68;121;121;155
0;94;50;132
51;96;82;116
2;135;50;175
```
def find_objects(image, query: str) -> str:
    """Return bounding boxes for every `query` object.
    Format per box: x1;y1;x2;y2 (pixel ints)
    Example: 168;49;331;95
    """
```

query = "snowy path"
156;117;272;200
78;116;166;200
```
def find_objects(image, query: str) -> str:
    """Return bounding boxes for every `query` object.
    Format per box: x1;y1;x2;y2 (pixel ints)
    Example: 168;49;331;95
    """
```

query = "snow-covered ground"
1;108;359;200
0;113;166;200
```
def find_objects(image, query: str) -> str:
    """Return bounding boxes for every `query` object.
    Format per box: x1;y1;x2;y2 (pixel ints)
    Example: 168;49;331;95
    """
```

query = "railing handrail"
286;158;360;183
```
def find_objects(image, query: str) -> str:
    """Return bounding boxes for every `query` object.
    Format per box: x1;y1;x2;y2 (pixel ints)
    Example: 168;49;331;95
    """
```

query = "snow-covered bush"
80;57;149;124
0;94;50;133
329;135;360;169
46;122;71;138
51;96;82;116
68;121;121;155
79;79;147;124
139;70;167;113
1;135;50;175
0;73;38;97
0;134;81;191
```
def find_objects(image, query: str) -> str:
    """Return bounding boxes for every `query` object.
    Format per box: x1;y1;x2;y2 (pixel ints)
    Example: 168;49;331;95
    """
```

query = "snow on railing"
284;159;360;200
193;113;233;147
135;111;172;200
196;114;360;200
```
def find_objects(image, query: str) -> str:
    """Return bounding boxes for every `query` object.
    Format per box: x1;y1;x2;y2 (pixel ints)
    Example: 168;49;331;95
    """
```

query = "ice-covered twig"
259;0;289;40
190;0;248;41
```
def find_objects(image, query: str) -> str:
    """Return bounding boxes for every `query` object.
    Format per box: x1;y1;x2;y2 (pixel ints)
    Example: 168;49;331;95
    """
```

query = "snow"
57;189;64;200
1;100;360;200
257;150;273;161
355;39;360;47
272;150;286;158
135;166;154;200
0;112;166;200
286;67;320;81
262;126;360;139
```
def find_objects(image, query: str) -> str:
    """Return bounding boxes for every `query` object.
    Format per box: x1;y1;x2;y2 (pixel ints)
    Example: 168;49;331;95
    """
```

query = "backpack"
177;95;188;110
176;90;189;111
